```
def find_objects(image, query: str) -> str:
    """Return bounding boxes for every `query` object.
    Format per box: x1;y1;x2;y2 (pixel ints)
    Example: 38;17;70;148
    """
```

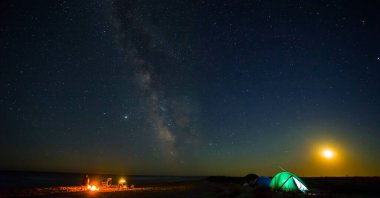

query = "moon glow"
323;149;334;159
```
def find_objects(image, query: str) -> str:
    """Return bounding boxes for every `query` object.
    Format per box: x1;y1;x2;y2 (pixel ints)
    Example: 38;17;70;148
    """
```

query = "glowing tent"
269;172;308;193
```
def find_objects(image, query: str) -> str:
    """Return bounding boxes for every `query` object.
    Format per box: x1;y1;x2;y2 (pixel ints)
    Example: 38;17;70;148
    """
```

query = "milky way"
111;0;201;162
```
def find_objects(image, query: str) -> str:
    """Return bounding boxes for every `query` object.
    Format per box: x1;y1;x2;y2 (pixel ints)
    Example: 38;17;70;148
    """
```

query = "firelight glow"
87;185;99;191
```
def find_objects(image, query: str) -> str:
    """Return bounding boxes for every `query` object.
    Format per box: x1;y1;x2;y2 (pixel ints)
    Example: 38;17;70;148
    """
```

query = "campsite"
1;172;380;197
204;174;380;198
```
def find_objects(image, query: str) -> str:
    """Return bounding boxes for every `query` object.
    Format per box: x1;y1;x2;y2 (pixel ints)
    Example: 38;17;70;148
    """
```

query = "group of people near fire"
81;174;127;190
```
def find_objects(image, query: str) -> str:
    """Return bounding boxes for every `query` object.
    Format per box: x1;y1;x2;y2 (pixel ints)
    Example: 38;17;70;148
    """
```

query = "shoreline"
2;177;380;198
0;181;203;198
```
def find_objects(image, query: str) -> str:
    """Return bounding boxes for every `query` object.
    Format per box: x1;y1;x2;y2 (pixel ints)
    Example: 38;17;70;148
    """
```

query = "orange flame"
87;185;99;191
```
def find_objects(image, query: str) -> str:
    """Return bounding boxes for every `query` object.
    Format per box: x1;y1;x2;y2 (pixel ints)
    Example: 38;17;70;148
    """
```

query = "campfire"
118;177;127;189
82;177;128;192
87;185;99;191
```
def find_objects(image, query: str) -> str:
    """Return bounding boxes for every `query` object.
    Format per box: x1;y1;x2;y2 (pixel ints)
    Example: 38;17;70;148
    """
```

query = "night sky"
1;0;380;177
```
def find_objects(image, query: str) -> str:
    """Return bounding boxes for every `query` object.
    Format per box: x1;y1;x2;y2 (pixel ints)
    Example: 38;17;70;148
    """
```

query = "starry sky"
1;0;380;177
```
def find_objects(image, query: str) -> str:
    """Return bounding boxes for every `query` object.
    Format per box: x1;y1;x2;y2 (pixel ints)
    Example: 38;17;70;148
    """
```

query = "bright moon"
323;149;334;159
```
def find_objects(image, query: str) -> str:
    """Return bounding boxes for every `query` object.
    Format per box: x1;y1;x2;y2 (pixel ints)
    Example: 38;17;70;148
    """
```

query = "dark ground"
1;177;380;198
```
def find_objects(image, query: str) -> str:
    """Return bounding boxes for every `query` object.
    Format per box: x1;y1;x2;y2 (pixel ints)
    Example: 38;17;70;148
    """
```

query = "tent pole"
278;175;292;191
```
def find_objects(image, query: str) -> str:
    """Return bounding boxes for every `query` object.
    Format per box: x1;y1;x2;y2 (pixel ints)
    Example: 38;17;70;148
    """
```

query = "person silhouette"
81;174;90;190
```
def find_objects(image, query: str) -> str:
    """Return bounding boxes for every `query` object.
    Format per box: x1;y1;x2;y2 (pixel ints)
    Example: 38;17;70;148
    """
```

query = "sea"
0;171;204;190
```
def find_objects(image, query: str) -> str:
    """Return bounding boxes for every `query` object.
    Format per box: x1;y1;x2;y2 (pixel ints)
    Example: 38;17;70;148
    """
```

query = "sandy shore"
0;181;206;198
2;177;380;198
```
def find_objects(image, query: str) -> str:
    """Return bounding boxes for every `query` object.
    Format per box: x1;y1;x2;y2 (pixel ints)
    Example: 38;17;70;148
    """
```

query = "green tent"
269;172;308;193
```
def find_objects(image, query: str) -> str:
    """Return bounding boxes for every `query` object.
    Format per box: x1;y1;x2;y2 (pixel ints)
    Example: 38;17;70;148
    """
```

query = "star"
124;115;128;119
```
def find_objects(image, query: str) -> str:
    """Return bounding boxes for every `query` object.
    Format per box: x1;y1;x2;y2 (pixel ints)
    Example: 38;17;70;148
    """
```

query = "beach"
1;176;380;198
0;181;205;198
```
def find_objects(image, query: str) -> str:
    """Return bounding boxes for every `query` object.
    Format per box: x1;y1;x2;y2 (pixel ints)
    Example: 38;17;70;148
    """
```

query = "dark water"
0;171;203;190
